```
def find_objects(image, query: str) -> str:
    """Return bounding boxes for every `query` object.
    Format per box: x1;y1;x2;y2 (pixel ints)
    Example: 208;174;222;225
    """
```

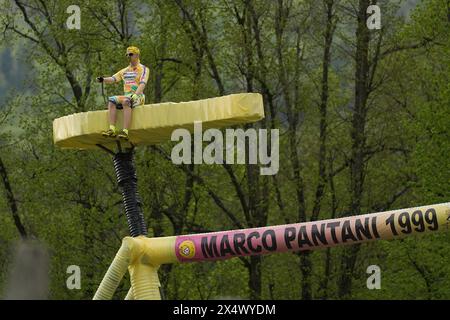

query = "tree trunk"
338;0;371;299
320;153;338;299
311;0;336;221
248;255;262;300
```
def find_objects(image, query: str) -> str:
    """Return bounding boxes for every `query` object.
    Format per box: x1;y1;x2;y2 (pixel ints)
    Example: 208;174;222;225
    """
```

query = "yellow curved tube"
143;236;177;265
129;262;161;300
93;237;141;300
124;288;134;300
93;236;176;300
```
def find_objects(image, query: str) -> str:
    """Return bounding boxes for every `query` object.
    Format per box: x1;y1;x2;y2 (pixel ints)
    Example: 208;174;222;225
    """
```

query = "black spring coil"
112;151;147;237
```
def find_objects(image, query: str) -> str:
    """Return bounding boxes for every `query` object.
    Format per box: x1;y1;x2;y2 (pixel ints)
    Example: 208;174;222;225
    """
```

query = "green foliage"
0;0;448;300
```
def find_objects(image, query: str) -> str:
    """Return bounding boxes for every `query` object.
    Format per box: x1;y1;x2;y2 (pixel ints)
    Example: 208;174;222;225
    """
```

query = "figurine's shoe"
101;128;117;138
117;129;129;141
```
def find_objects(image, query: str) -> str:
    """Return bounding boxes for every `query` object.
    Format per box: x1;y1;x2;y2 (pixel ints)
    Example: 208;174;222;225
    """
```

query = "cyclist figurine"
96;46;149;140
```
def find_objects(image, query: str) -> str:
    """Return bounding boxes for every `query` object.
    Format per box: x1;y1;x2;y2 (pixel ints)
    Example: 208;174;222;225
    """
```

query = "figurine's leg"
103;97;125;137
122;98;132;130
117;98;132;140
108;100;117;127
102;99;120;137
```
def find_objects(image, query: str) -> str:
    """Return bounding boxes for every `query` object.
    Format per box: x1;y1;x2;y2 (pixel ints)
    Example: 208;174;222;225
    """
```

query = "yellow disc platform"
53;93;264;150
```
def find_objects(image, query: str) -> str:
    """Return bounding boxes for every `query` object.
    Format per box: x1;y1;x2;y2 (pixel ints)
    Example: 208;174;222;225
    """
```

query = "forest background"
0;0;449;299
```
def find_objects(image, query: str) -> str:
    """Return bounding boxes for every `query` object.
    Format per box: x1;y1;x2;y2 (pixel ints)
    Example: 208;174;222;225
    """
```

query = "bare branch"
380;37;435;59
151;146;244;229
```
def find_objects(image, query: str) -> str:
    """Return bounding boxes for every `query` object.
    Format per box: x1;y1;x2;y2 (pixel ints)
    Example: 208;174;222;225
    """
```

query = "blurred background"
0;0;448;299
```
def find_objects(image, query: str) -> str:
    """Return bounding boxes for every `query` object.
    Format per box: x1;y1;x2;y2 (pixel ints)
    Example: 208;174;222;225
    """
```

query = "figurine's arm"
103;77;116;84
97;69;124;84
135;66;149;95
135;82;146;95
96;76;116;84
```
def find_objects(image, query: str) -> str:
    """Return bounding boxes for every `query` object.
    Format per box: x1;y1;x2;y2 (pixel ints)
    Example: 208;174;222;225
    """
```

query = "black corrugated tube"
112;151;147;237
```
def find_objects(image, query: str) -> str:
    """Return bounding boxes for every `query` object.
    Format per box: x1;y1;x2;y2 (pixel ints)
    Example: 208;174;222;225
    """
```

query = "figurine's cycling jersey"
112;63;150;94
109;62;150;109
